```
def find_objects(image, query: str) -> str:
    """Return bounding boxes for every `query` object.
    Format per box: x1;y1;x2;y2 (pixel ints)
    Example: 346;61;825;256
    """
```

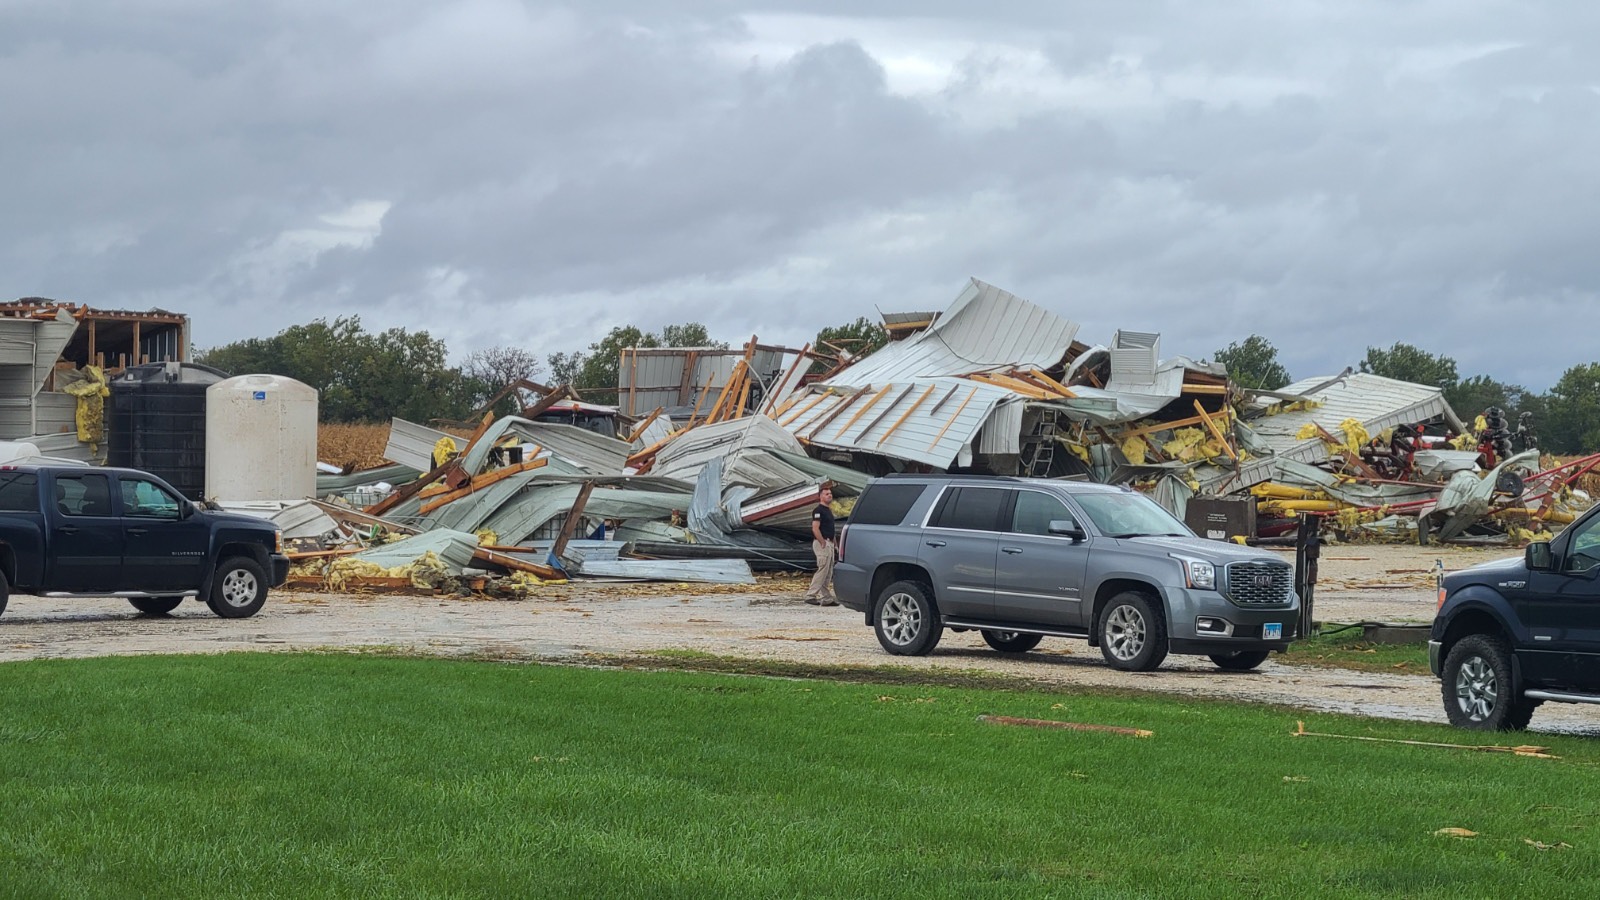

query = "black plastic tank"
108;362;229;500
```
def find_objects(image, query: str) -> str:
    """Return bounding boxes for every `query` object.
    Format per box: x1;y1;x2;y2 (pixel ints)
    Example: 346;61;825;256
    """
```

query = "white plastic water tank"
204;374;319;502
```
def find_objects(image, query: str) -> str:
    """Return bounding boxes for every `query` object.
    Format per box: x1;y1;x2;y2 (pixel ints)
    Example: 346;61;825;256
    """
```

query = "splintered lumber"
550;481;596;562
311;500;422;536
705;360;745;424
626;434;674;469
1012;368;1077;399
964;372;1053;399
852;385;913;440
1181;383;1229;395
676;350;700;405
877;384;938;446
831;384;892;439
418;458;549;516
1192;400;1239;462
364;459;455;517
472;547;564;580
779;388;834;428
927;387;979;450
1117;410;1230;441
800;386;869;439
625;407;665;444
978;715;1153;738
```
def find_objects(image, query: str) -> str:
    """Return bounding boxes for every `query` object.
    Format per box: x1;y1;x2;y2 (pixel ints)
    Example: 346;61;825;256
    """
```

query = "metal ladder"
1022;408;1059;476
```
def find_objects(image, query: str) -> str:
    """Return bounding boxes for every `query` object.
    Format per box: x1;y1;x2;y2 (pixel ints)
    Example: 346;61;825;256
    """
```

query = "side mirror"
1526;541;1553;572
1048;519;1087;542
180;500;196;520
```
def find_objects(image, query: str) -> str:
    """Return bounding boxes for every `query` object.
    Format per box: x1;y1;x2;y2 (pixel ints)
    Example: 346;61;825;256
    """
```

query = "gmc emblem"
1252;574;1274;588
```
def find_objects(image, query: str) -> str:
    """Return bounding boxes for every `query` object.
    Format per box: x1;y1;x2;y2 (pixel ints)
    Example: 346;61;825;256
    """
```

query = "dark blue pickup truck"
0;465;289;619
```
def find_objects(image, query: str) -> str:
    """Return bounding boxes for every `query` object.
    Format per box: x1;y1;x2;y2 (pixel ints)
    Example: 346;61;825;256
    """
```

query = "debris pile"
303;277;1587;597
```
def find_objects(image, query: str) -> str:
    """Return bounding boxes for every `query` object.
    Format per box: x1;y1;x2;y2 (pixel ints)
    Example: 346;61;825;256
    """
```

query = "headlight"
275;530;284;553
1173;556;1216;590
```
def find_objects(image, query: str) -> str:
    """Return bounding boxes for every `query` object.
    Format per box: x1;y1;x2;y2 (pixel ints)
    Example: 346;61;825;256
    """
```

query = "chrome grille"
1224;562;1293;606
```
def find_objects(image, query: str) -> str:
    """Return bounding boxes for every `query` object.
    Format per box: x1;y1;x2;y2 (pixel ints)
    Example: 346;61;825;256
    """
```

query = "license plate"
1263;623;1283;640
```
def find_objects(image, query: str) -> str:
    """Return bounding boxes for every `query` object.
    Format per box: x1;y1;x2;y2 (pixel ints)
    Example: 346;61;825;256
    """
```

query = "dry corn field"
317;422;393;471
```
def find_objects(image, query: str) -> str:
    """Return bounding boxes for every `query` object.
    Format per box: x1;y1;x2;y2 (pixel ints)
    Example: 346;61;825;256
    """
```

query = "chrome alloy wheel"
880;592;923;646
1454;655;1499;721
1104;605;1146;662
221;568;260;608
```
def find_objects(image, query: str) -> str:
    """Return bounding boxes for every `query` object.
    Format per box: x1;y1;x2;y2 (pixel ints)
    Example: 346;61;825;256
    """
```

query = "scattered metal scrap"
305;278;1591;600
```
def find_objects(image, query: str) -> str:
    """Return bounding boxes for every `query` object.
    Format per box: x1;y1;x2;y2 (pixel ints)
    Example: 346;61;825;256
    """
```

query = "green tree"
197;316;476;423
1213;335;1291;391
814;317;889;362
1445;375;1544;421
1544;363;1600;453
1359;343;1459;391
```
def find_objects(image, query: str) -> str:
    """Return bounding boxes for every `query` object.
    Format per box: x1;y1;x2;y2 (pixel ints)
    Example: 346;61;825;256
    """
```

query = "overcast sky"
5;1;1596;389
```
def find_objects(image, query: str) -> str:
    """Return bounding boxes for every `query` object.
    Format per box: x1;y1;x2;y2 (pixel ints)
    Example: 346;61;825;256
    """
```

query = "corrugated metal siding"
783;378;1013;469
0;321;38;366
651;416;803;485
827;279;1080;387
33;392;76;434
619;348;800;416
977;399;1023;454
385;418;453;471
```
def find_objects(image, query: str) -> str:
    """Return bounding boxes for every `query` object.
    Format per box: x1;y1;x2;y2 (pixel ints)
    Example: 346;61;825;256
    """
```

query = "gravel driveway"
4;542;1598;735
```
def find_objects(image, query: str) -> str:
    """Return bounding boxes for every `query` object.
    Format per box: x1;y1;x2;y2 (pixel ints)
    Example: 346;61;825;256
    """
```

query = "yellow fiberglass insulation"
63;365;111;450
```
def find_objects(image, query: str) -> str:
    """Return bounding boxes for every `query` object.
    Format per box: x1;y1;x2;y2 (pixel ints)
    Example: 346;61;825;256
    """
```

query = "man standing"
804;483;838;606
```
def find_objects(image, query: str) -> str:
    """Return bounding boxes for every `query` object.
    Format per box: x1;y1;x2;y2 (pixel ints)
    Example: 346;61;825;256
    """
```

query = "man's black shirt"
812;504;836;541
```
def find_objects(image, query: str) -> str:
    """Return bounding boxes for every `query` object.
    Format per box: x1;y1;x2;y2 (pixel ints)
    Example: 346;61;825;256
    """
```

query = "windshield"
1074;491;1192;539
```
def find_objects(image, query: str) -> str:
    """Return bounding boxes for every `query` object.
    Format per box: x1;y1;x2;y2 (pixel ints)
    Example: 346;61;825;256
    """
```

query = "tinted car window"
930;487;1006;532
56;474;113;517
851;483;926;526
0;473;38;512
1010;490;1074;535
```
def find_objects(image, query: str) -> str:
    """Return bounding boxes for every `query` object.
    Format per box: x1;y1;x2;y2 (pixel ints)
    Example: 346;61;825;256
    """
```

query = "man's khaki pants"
806;540;836;600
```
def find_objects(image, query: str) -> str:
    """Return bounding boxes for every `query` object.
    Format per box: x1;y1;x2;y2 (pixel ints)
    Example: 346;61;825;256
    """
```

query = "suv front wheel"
1098;591;1168;672
874;580;942;656
1442;634;1536;731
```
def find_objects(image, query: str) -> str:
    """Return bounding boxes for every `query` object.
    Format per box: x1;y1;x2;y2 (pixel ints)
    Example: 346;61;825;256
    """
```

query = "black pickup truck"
0;465;289;619
1430;500;1600;730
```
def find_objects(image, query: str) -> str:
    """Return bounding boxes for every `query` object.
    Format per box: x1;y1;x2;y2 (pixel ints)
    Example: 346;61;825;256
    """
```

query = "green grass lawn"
1;654;1596;898
1278;628;1432;674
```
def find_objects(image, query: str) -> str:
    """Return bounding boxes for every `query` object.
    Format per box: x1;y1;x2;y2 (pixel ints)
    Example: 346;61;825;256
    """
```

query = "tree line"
196;315;890;423
198;317;1596;453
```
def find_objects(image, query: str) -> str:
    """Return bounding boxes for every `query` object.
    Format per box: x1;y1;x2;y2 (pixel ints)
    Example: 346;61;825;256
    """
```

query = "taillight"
838;524;849;563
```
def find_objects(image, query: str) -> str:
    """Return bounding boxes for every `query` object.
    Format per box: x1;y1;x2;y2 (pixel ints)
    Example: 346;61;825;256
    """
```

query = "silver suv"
834;475;1301;672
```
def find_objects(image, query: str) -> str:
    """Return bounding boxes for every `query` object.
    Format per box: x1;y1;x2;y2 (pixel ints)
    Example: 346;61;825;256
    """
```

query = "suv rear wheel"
982;630;1043;653
873;580;942;656
1098;591;1168;672
1442;633;1536;731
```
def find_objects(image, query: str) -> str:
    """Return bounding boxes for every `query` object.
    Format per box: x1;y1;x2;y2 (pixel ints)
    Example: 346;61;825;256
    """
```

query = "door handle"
1002;547;1023;554
925;540;947;548
127;527;148;535
57;525;79;535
